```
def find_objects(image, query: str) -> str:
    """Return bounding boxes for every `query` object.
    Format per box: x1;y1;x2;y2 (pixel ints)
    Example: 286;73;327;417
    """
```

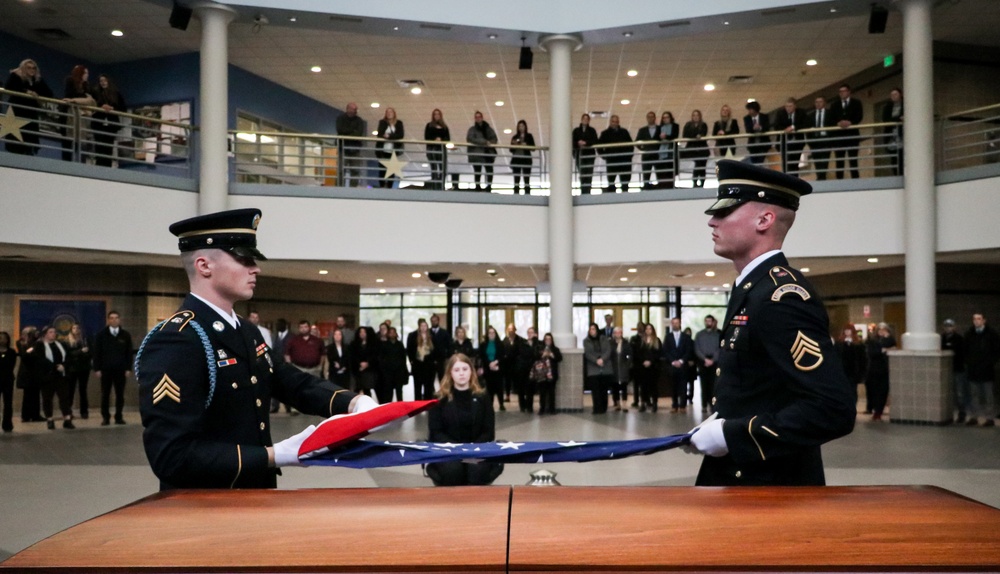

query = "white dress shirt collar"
735;249;782;288
191;293;239;329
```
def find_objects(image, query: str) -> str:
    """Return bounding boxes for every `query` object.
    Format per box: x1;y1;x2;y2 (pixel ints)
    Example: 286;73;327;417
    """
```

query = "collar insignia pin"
213;321;225;332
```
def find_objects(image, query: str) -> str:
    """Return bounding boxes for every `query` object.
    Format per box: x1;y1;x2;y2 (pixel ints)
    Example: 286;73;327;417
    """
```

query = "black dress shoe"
101;419;110;426
80;413;89;420
47;420;56;430
63;420;76;430
114;417;126;425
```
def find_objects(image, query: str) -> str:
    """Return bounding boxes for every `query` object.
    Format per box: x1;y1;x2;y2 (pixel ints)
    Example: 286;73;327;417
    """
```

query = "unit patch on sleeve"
771;284;811;302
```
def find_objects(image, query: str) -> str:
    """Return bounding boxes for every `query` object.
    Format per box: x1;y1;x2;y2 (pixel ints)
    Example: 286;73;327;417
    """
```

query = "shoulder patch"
159;310;195;332
771;284;811;302
768;265;798;285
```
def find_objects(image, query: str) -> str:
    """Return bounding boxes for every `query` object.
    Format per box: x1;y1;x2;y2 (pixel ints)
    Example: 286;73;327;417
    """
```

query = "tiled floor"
2;402;999;561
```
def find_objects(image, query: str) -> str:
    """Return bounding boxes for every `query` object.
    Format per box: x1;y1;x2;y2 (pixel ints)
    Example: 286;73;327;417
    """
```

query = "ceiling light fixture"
705;271;716;277
724;21;730;25
393;26;399;31
704;83;716;91
867;257;879;263
370;102;380;108
503;128;512;134
830;7;837;12
622;31;633;37
445;143;455;149
486;71;497;79
620;277;628;282
801;267;811;273
497;277;506;282
437;283;446;288
627;70;638;77
621;99;630;105
488;33;498;39
379;288;387;294
746;98;756;103
411;272;422;278
723;283;731;288
628;268;637;273
486;269;497;275
495;100;504;106
111;29;124;37
806;59;818;66
375;278;384;283
318;270;329;275
310;66;321;73
410;87;422;95
289;17;297;22
371;130;378;135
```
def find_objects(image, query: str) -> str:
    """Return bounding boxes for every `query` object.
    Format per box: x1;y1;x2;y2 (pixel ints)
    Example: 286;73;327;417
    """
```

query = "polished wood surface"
1;487;511;573
508;485;1000;571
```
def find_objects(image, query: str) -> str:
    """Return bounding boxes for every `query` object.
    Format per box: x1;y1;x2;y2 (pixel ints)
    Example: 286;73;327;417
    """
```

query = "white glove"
272;424;316;468
351;394;379;414
686;418;729;457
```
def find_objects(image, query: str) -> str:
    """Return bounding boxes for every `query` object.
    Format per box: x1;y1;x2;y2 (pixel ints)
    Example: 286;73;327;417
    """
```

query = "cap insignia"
252;214;261;230
206;238;213;245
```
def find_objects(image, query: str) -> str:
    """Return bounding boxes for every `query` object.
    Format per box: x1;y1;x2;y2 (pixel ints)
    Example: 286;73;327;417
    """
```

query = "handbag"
529;358;551;383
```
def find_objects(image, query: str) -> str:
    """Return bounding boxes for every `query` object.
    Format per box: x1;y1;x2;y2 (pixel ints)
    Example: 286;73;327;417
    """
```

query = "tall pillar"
899;0;937;351
889;0;951;425
192;2;237;215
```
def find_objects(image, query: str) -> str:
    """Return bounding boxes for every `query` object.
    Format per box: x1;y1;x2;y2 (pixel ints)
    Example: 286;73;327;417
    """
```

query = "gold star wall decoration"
0;107;30;142
379;151;408;181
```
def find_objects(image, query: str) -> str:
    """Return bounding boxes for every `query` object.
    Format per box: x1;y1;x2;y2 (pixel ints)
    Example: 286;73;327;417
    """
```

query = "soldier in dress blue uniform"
685;160;856;486
136;208;377;490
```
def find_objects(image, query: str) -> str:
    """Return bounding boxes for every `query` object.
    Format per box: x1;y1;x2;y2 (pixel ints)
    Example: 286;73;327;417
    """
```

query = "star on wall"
379;151;407;180
0;107;30;142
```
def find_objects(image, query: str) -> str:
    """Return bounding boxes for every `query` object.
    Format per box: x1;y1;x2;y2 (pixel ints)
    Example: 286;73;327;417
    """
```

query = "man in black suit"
686;160;855;486
807;96;836;180
92;310;133;426
572;113;599;194
602;314;615;339
635;111;662;189
597;115;634;193
662;317;693;413
429;314;452;380
743;101;771;165
773;98;808;174
829;84;864;179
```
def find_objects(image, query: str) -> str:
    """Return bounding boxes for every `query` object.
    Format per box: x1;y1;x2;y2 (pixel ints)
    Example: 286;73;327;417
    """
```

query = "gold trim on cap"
177;227;258;239
720;178;802;198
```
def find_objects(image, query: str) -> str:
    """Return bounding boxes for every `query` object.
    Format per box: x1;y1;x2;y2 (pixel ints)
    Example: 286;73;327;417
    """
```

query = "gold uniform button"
720;340;724;348
711;397;717;406
716;367;721;376
269;368;274;373
735;470;742;478
250;376;258;384
730;343;735;349
259;422;265;431
256;399;262;407
231;382;238;389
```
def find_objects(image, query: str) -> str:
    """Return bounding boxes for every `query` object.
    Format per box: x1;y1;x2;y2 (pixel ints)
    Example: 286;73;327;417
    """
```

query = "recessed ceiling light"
712;287;719;291
445;142;455;149
503;128;512;134
111;29;124;37
620;277;628;282
622;31;633;37
746;98;756;103
705;271;716;277
411;272;422;278
704;83;716;91
486;71;497;79
372;130;379;135
723;21;730;25
318;270;329;275
830;7;837;12
627;70;638;77
410;87;422;95
438;283;446;288
289;17;297;22
370;102;380;108
310;66;322;73
867;257;879;263
627;268;637;273
488;34;498;39
497;277;506;282
801;267;811;273
620;99;630;105
486;269;496;274
723;283;731;288
495;100;504;107
806;59;818;66
375;278;384;283
379;288;386;293
411;288;417;292
393;26;399;31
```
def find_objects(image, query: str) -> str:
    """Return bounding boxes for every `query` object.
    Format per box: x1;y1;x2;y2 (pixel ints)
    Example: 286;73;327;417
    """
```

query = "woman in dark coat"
375;107;404;188
682;109;710;187
536;333;563;415
90;74;126;167
64;323;92;419
326;328;352;390
349;326;379;397
633;323;662;413
426;354;502;486
449;326;475;358
59;64;95;162
3;59;54;155
407;319;437;401
0;332;17;432
478;326;505;411
835;325;867;407
424;108;449;190
510;119;536;194
866;323;896;421
656;112;680;188
712;104;740;159
16;327;41;422
881;87;904;176
379;327;409;402
608;327;632;412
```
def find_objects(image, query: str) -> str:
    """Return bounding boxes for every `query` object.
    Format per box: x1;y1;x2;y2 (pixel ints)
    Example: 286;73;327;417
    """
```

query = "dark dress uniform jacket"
697;253;855;487
136;294;356;490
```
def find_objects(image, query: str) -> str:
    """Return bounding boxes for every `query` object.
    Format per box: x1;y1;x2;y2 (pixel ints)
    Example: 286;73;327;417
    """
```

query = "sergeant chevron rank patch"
790;331;823;371
771;284;811;302
153;374;182;405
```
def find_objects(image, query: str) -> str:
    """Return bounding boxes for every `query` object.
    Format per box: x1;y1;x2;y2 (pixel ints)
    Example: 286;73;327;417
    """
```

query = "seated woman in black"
426;353;502;486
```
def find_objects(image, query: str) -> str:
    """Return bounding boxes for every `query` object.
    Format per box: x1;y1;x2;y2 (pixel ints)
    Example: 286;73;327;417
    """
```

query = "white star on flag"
498;441;525;450
433;442;462;449
398;450;406;457
557;440;587;447
385;441;429;450
536;454;544;463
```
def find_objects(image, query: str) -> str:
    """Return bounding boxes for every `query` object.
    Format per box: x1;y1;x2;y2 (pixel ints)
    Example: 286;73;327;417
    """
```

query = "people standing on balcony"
775;97;807;175
712;104;739;160
830;84;863;179
3;59;53;156
467;111;498;192
572;113;598;194
336;102;364;187
657;111;679;189
635;111;662;190
682;109;710;188
743;100;771;165
807;96;836;180
64;323;91;420
881;87;904;176
375;107;404;188
510;119;535;194
478;325;505;411
424;108;450;190
89;74;126;168
59;65;95;162
598;114;633;193
407;318;436;401
584;323;612;414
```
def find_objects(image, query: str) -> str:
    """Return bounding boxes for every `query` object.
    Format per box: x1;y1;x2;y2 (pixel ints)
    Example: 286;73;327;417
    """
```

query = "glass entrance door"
482;306;537;338
592;305;644;339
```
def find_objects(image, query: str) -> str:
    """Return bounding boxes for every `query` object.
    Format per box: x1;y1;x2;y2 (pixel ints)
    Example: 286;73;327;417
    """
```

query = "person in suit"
407;319;436;401
16;327;41;422
429;314;452;381
500;324;528;410
381;327;409;402
835;325;868;409
466;111;498;192
598;115;634;193
64;323;91;420
657;111;680;189
336;102;365;187
92;310;133;426
774;98;808;174
33;326;74;430
90;74;126;168
881;87;904;176
583;323;612;414
326;328;351;390
135;208;375;490
608;327;632;412
712;105;740;159
743;101;771;165
662;317;694;412
268;318;290;414
572;113;599;194
682;109;710;187
375;107;405;188
829;84;864;179
807;96;836;180
686;160;856;486
602;314;615;339
635;111;662;190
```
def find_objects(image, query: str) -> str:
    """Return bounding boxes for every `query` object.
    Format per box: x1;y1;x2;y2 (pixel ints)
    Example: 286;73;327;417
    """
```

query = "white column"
540;34;582;350
192;2;237;215
898;0;938;350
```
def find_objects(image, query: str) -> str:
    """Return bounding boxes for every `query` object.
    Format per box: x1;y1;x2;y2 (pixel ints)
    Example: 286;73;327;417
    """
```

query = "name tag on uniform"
218;358;237;367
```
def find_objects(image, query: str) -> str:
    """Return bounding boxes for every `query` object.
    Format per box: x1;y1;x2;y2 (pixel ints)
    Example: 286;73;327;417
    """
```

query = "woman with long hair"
882;87;904;176
407;319;436;400
634;323;662;412
478;325;505;411
682;109;710;187
60;64;96;162
424;108;449;190
536;333;562;415
375;107;405;188
326;328;351;389
16;326;41;422
3;59;54;155
866;323;896;421
426;353;502;486
583;322;612;414
510;119;536;194
712;104;740;159
380;327;409;402
656;111;680;188
90;74;126;167
33;326;73;429
64;323;91;419
349;326;379;397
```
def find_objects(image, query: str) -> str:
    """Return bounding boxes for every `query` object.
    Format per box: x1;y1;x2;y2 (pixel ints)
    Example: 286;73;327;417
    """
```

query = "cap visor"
229;246;267;261
705;197;744;215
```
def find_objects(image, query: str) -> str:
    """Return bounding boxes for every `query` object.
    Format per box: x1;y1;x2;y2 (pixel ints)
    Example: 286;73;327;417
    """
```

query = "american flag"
302;433;692;469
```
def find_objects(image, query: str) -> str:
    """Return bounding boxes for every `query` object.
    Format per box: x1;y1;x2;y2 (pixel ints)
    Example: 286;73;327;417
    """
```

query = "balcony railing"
940;103;1000;171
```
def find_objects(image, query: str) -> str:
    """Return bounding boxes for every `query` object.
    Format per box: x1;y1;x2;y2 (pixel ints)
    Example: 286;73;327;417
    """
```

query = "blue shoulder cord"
134;319;218;408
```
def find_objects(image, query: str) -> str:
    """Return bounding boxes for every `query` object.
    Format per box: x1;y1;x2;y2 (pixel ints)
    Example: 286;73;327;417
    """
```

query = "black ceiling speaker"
445;279;463;289
427;272;450;283
519;36;533;70
868;4;888;34
169;1;193;31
